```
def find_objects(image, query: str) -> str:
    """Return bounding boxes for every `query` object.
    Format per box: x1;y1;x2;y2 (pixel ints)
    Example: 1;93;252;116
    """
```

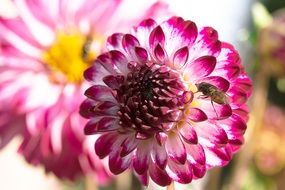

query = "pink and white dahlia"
80;17;252;186
0;0;168;181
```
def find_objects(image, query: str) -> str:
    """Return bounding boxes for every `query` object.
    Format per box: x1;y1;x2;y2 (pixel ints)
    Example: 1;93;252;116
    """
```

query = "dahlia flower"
259;9;285;77
81;17;252;186
0;0;168;181
254;104;285;175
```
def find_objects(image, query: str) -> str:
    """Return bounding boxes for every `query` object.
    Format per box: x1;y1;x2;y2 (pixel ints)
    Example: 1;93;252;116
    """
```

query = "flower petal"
95;132;121;159
185;107;208;122
195;121;228;147
109;150;132;175
184;56;216;82
84;85;116;103
149;161;172;186
133;140;151;174
165;133;187;164
179;122;198;144
199;76;230;92
166;159;192;184
151;142;168;170
84;117;119;135
172;46;189;69
149;26;165;50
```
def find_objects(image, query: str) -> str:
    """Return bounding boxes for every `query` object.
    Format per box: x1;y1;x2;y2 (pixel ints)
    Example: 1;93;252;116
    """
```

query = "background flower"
0;0;168;182
81;16;252;187
258;8;285;77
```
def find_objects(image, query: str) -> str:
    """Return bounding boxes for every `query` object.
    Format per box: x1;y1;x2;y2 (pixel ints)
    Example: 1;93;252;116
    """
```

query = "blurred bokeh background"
1;0;285;189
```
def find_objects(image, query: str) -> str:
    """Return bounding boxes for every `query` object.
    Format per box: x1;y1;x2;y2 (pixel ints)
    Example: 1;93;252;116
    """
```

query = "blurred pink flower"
0;0;168;182
80;17;252;186
254;104;285;175
259;9;285;77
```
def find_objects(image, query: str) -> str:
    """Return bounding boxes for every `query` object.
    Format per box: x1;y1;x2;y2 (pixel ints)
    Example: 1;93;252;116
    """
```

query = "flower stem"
167;182;175;190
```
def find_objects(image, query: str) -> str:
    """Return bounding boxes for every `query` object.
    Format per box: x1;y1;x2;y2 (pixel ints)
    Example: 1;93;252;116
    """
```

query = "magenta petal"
84;63;112;85
155;132;168;146
186;108;208;122
109;150;132;175
96;53;118;75
197;99;232;119
228;87;248;106
149;161;172;186
84;85;116;103
151;142;168;170
165;134;187;164
204;146;232;167
166;160;192;184
219;114;247;135
122;34;140;54
173;46;189;69
185;56;216;81
185;144;206;165
133;141;150;174
181;20;198;45
107;33;124;51
95;132;119;159
80;99;118;118
103;75;124;89
201;76;230;92
132;18;157;48
195;122;228;147
84;117;119;135
179;123;198;144
149;26;165;49
135;46;148;62
109;50;129;75
154;44;166;63
192;163;206;179
234;74;253;94
195;27;221;56
134;170;149;186
120;135;138;157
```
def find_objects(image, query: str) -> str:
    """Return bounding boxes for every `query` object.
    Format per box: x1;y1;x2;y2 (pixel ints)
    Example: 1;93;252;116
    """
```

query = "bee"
195;82;228;118
81;35;93;62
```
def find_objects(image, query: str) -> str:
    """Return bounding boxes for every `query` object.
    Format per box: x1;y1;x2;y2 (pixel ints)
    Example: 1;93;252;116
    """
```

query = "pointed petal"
165;133;187;164
95;132;119;159
151;142;168;170
185;107;208;122
84;85;116;103
149;161;172;186
149;26;165;50
172;46;189;69
184;56;216;82
109;150;132;175
200;76;230;92
195;122;228;147
133;141;151;174
120;135;138;157
166;160;192;184
153;44;166;63
84;117;119;135
185;144;206;165
179;122;198;144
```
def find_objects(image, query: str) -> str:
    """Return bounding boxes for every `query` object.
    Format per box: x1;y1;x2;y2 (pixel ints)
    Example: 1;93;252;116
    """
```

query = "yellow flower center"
42;32;101;84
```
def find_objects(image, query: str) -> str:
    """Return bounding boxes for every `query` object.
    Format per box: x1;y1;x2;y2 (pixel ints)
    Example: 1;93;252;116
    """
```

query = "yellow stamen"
42;32;101;83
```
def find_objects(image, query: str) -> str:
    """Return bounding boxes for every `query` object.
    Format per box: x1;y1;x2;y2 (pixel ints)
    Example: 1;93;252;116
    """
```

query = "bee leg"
211;100;219;119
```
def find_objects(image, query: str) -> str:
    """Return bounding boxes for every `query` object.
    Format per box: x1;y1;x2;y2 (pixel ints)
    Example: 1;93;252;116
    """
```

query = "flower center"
115;62;192;139
42;32;100;84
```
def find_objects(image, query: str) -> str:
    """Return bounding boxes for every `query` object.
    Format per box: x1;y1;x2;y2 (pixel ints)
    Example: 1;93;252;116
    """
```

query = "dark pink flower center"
106;61;192;139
